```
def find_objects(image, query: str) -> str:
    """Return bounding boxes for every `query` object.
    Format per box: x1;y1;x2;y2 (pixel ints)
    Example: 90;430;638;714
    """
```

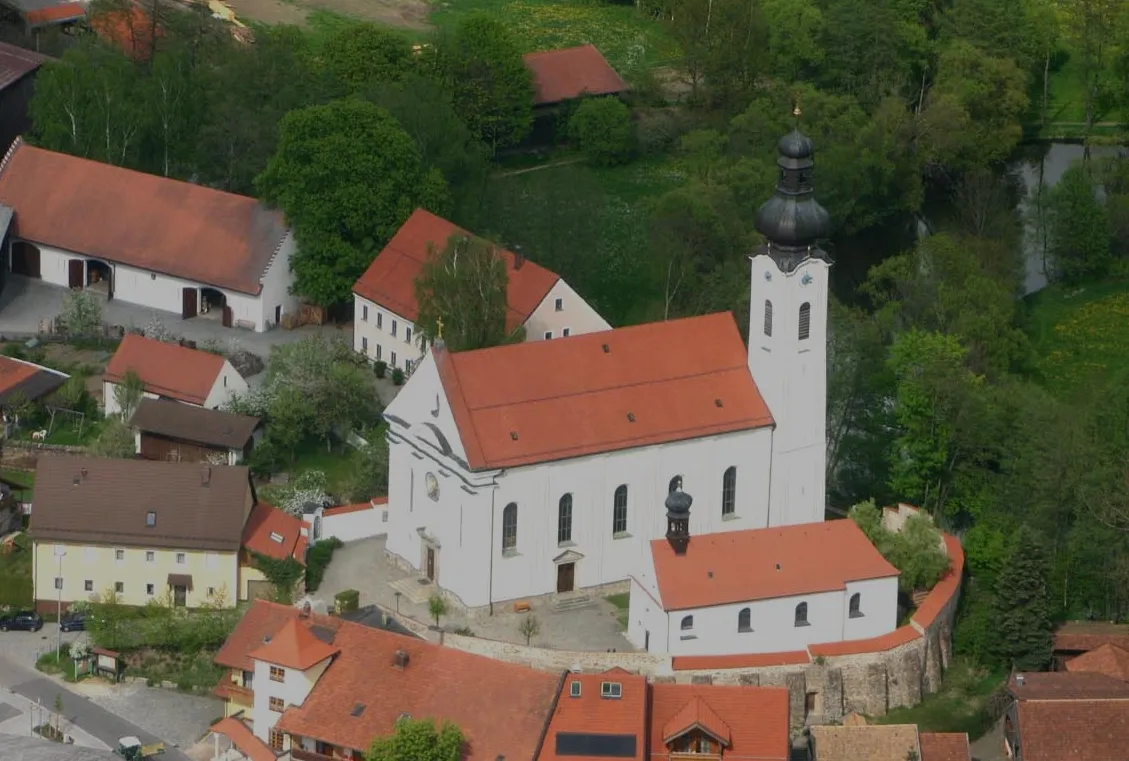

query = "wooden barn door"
221;305;233;328
67;260;84;289
181;287;197;319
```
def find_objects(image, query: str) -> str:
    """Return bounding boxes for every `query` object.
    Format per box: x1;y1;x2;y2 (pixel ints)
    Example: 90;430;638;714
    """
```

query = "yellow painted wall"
241;564;268;601
33;540;240;608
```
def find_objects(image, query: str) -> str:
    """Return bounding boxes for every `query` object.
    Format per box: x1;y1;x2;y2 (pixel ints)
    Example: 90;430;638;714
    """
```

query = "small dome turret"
665;489;692;518
777;128;814;160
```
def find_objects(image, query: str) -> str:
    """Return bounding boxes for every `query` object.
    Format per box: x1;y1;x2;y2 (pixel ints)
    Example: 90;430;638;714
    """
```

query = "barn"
0;139;299;332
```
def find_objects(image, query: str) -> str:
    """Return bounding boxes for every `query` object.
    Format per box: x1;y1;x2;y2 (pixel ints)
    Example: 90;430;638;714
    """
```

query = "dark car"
0;611;43;632
59;611;87;632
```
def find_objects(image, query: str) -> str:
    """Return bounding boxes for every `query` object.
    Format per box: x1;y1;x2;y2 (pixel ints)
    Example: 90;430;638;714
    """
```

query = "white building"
246;617;337;746
627;511;899;655
103;334;247;417
0;139;299;332
352;208;609;373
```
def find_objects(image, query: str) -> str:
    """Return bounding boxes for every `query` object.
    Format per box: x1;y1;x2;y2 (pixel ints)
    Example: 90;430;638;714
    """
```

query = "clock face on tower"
426;472;439;501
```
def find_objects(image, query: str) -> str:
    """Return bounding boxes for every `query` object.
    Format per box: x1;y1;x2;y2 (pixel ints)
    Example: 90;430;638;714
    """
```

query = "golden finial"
793;102;802;119
436;317;444;341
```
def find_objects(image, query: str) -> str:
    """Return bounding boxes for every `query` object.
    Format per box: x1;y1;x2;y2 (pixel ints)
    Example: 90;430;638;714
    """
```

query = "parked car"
59;611;87;632
0;610;43;632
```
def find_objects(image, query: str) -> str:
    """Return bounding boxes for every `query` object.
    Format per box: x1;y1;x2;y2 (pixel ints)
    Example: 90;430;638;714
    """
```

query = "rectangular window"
270;666;285;683
405;359;413;374
146;511;156;527
377;313;383;330
54;577;62;590
563;328;571;337
269;697;284;713
391;351;397;368
146;583;155;596
84;580;93;592
115;581;124;594
544;331;552;340
555;298;563;312
146;551;155;563
207;587;216;597
362;304;368;322
362;337;368;352
376;344;383;361
391;319;398;338
115;549;124;561
241;670;253;688
405;327;412;344
176;553;186;565
269;730;284;752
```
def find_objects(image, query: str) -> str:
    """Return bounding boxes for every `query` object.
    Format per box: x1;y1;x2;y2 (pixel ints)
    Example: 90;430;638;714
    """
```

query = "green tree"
256;99;448;307
568;98;634;166
518;614;541;645
414;234;510;351
321;23;414;95
58;289;104;339
1047;162;1111;283
434;16;534;151
1060;0;1126;139
761;0;824;81
4;391;36;431
340;428;391;502
367;717;463;761
663;0;768;106
991;526;1054;670
886;513;951;593
89;419;137;459
426;594;448;629
113;369;145;420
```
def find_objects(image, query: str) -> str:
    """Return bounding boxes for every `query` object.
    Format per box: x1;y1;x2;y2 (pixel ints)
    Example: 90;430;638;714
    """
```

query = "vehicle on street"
114;736;165;761
0;610;42;632
59;610;87;632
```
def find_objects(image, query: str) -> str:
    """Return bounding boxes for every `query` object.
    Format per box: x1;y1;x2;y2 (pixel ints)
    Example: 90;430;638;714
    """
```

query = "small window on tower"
763;300;773;337
798;302;811;341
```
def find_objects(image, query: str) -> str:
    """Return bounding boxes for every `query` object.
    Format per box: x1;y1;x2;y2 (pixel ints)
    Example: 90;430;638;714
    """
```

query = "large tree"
321;23;415;96
255;99;448;307
414;234;510;352
367;718;463;761
1047;162;1112;284
991;526;1054;670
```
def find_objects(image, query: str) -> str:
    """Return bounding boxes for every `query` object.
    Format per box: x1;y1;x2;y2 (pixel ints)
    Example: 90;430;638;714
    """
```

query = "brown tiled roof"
1008;672;1129;700
211;717;278;761
434;312;773;470
241;502;306;564
919;733;970;761
352;208;560;333
1016;699;1129;761
131;397;259;449
648;683;789;761
541;672;648;761
1065;643;1129;681
0;355;67;404
1055;621;1129;654
523;45;628;105
106;335;226;405
649;519;897;610
29;456;252;551
249;618;338;670
809;725;920;761
671;651;810;671
0;141;288;295
0;43;45;90
214;600;300;670
20;2;85;25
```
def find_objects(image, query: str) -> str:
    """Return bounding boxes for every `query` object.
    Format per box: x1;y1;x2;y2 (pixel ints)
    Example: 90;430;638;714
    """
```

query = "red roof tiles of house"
523;45;628;105
213;600;301;671
919;733;971;761
211;718;276;761
248;618;338;670
649;519;898;610
435;312;773;469
1055;621;1129;654
0;43;46;91
241;502;307;565
1008;671;1129;700
0;140;288;294
541;672;647;761
1016;699;1129;761
22;3;85;25
90;5;161;60
648;683;789;761
105;334;226;405
352;208;559;333
1065;643;1129;681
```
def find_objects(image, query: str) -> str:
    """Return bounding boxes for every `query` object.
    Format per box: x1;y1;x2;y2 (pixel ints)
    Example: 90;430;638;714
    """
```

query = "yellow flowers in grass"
1039;291;1129;391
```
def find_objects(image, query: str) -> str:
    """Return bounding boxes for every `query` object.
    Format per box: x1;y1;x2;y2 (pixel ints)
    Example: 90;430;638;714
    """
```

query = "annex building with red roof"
351;208;610;376
0;139;299;333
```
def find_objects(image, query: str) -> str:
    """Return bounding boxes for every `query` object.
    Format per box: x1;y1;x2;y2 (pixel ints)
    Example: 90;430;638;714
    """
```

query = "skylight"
269;532;284;543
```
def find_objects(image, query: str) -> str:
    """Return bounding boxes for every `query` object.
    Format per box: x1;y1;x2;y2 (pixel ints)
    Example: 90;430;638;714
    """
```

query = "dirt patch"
225;0;430;29
41;344;114;375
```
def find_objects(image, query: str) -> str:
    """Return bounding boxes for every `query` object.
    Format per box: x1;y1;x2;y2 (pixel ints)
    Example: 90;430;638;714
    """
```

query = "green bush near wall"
305;538;344;593
335;589;360;613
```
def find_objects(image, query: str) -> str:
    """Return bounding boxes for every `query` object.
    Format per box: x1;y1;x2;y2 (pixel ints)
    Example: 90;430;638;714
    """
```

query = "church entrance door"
426;547;435;581
556;562;575;593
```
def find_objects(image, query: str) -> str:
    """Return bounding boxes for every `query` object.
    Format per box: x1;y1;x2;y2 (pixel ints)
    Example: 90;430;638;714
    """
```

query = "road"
0;652;192;761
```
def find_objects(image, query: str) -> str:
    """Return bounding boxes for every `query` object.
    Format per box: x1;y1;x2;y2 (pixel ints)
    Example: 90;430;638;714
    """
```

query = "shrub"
2;343;25;359
335;589;360;613
636;110;684;155
305;537;344;592
849;501;950;594
391;367;405;386
569;97;634;166
374;360;388;379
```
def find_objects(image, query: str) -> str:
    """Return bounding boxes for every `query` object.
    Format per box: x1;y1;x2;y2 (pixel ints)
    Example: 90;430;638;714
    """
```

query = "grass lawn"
10;417;102;447
1023;278;1129;396
258;439;359;504
0;533;34;609
875;658;1005;738
1035;44;1125;131
606;592;629;629
36;645;88;683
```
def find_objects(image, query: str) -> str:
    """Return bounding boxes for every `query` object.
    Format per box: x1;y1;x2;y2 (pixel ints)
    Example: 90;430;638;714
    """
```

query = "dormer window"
269;532;284;543
146;511;156;527
670;732;720;755
600;681;622;699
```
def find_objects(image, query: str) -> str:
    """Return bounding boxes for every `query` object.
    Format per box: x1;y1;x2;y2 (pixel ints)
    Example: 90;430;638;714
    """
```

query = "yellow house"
28;456;294;612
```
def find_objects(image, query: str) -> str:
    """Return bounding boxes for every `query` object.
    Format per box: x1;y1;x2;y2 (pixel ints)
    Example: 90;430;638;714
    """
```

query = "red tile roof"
1065;643;1129;681
911;534;964;628
671;650;810;672
1055;622;1129;654
91;5;160;60
213;600;302;671
1016;699;1129;761
323;500;382;517
0;43;46;91
1008;672;1129;700
248;618;338;670
212;717;278;761
523;45;628;105
0;141;288;294
0;354;44;394
919;733;970;761
541;673;648;761
649;519;897;610
435;313;773;470
661;696;732;746
648;684;789;761
22;2;85;25
105;334;226;405
241;502;306;564
352;208;559;332
807;627;920;657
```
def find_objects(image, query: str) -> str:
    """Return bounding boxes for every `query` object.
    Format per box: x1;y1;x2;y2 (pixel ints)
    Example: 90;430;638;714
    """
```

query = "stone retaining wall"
2;441;86;469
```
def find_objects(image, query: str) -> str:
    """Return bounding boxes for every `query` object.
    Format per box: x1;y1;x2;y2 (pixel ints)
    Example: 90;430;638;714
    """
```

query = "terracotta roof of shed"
541;672;648;761
1055;621;1129;654
0;141;288;294
649;519;898;610
1016;699;1129;761
919;733;970;761
1065;643;1129;682
809;725;920;761
0;43;45;90
352;208;559;332
130;397;259;449
648;683;789;761
29;456;252;551
523;45;628;105
241;502;306;565
434;312;773;470
106;334;226;405
91;5;160;60
18;2;85;25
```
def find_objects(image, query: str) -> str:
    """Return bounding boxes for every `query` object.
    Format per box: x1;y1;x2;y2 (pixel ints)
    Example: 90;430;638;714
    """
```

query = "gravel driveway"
70;679;223;750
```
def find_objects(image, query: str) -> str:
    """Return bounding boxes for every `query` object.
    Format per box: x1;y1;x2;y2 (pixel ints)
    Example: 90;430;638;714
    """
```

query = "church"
381;123;900;648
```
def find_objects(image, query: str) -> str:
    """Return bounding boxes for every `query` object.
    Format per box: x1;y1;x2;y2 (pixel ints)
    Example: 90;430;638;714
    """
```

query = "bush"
335;589;360;613
636;110;686;155
374;360;388;379
568;97;634;166
391;367;405;386
2;343;25;359
305;537;344;592
849;501;950;594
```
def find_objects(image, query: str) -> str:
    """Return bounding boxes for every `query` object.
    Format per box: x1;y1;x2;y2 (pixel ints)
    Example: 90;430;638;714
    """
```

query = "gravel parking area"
70;680;223;751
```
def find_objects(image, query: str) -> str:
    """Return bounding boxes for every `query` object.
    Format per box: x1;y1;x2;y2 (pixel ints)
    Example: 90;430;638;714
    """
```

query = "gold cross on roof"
436;317;444;341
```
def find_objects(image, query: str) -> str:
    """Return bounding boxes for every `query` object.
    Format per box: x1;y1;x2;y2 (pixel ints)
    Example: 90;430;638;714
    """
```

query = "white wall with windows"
523;279;611;342
250;654;332;745
352;296;421;373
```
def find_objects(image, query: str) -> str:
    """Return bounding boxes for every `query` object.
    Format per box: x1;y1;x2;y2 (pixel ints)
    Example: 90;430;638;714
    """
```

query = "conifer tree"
991;527;1053;671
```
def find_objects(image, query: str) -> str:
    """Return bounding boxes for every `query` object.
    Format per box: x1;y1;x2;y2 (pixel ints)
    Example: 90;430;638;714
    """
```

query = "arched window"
612;485;629;535
502;503;518;551
669;475;683;494
558;494;573;545
798;302;811;341
681;615;694;631
763;300;773;337
849;592;862;618
795;602;809;627
722;467;737;516
737;607;752;633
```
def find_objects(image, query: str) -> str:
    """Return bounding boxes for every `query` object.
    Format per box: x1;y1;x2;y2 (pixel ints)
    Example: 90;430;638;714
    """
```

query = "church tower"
748;113;832;528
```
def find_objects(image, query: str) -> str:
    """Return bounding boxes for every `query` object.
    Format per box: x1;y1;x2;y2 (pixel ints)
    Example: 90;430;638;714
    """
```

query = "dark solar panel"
555;734;637;758
351;703;366;717
310;625;336;644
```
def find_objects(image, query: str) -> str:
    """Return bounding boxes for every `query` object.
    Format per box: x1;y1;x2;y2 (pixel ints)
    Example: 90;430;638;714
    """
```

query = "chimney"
300;601;312;619
1016;674;1025;687
201;467;211;487
664;489;693;555
514;246;525;270
394;650;410;669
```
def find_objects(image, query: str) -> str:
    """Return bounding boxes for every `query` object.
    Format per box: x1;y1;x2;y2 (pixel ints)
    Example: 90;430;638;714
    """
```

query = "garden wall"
319;498;387;542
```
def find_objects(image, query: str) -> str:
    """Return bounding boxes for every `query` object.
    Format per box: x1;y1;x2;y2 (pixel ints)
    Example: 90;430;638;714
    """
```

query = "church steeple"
753;108;832;273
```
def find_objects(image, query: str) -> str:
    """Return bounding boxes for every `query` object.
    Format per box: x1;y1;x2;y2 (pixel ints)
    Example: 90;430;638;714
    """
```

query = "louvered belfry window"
798;302;811;340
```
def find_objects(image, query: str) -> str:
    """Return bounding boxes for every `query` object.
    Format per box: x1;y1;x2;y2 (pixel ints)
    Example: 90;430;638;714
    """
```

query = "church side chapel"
380;118;900;655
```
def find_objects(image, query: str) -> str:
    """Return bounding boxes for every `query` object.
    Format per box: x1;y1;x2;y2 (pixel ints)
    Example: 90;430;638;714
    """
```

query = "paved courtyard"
68;679;222;751
317;536;634;652
0;623;85;669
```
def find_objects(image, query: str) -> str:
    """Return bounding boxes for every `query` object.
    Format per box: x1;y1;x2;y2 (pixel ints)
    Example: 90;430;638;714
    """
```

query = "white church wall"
626;575;668;652
842;577;900;641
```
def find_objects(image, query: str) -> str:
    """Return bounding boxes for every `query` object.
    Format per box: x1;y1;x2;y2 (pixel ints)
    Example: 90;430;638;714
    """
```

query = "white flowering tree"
58;290;103;338
276;470;331;516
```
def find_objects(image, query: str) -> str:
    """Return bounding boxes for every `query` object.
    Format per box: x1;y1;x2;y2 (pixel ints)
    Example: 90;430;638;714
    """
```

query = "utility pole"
54;546;66;660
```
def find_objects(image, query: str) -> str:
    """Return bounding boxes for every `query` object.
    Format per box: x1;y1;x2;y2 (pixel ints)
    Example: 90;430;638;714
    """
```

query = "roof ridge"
0;136;22;177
